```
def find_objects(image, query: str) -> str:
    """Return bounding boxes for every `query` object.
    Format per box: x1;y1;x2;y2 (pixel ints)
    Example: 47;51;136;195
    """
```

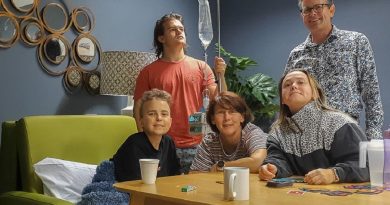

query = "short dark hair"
140;88;171;116
206;91;254;133
298;0;334;11
153;13;185;58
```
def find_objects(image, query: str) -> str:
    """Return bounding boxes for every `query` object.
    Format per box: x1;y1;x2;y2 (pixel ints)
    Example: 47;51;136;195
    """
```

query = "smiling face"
158;19;186;48
300;0;334;34
281;71;317;114
211;105;244;140
140;99;172;138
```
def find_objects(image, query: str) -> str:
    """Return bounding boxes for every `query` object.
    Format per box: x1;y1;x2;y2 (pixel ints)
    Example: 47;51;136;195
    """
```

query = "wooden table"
114;173;389;205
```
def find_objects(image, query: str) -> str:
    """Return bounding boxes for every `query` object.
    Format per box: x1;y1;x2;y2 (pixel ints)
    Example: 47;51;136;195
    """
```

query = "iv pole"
217;0;222;93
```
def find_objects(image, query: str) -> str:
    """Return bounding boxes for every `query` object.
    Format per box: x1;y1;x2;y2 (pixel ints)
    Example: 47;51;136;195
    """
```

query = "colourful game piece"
343;184;381;190
321;190;353;196
272;177;304;183
287;190;305;195
354;189;383;195
299;187;330;193
181;185;197;192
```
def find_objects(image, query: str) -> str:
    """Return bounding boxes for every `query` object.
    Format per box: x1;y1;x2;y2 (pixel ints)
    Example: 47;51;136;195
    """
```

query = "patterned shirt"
189;123;267;171
264;102;369;182
271;102;356;157
285;25;383;139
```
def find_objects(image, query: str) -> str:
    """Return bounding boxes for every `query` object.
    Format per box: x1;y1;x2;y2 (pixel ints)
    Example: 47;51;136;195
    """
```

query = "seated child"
112;88;181;181
258;70;369;184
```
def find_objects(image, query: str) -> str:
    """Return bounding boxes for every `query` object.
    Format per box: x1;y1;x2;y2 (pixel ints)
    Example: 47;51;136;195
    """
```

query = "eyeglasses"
300;4;330;16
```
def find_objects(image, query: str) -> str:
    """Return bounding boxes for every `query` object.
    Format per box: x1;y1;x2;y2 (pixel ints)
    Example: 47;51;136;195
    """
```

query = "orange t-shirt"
134;56;216;148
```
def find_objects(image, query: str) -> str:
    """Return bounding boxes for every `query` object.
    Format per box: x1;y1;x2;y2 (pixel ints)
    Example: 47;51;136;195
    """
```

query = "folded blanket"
78;160;129;205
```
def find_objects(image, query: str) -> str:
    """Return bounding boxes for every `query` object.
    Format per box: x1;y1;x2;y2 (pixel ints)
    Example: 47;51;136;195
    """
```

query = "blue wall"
0;0;206;132
221;0;390;133
1;0;389;139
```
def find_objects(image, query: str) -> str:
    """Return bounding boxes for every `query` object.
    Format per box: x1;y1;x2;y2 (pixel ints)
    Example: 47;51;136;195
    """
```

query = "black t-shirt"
112;132;181;182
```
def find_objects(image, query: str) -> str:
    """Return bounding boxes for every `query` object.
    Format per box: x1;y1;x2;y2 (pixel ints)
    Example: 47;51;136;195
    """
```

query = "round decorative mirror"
63;66;83;94
26;23;43;42
72;33;101;72
1;0;37;18
11;0;35;13
76;11;88;28
41;3;70;34
20;17;45;46
76;37;95;62
72;7;95;34
38;34;71;76
67;68;82;87
84;71;100;95
44;37;67;64
0;12;19;48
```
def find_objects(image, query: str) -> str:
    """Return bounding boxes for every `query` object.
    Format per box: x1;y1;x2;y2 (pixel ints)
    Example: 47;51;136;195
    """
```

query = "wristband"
332;168;339;183
216;160;225;171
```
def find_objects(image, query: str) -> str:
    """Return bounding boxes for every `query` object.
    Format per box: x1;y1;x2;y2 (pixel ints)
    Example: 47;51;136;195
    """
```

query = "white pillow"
34;157;97;203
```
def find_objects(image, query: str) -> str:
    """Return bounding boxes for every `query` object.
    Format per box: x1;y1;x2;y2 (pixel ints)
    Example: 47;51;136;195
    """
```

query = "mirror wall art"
20;17;45;46
39;3;71;34
0;12;19;48
0;0;102;95
1;0;37;18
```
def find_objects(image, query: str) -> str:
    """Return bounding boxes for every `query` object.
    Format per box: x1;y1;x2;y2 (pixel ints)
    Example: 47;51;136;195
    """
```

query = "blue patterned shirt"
285;25;383;139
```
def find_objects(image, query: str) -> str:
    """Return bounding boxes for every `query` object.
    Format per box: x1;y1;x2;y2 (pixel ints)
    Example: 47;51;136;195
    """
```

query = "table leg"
129;192;145;205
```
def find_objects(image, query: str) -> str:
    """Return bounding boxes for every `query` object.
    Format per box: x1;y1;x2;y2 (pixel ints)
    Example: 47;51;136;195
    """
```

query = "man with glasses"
285;0;383;140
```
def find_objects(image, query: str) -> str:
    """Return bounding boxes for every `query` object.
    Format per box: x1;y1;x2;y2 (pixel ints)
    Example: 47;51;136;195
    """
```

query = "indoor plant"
218;45;279;132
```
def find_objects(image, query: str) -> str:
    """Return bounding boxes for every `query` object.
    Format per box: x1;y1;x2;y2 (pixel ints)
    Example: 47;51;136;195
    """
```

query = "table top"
114;173;389;205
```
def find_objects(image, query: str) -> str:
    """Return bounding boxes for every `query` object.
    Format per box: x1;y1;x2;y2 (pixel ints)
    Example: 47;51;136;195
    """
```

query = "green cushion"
16;115;137;194
0;121;19;193
0;191;72;205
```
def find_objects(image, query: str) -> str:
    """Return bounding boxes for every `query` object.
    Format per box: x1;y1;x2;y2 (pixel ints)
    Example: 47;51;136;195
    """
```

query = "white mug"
139;159;159;184
223;167;249;200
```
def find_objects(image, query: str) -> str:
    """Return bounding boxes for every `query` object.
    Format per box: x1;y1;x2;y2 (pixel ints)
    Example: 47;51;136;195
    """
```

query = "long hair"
206;91;254;133
153;13;186;58
273;69;333;128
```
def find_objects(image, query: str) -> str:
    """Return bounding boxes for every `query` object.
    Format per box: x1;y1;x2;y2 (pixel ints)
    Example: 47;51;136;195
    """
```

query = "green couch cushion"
0;121;19;193
16;115;137;193
0;191;72;205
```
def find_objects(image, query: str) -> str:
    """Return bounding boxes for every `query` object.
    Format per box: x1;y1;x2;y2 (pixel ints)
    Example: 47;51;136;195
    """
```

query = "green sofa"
0;115;137;205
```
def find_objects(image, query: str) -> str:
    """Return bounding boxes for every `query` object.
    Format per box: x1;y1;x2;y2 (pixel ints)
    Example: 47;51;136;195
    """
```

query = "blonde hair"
140;88;171;116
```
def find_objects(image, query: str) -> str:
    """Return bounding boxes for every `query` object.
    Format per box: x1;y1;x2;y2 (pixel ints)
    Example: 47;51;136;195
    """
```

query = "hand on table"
259;163;277;181
304;168;335;185
209;163;219;173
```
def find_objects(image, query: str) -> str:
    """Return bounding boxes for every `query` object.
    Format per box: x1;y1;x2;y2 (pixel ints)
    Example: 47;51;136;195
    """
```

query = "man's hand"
214;57;226;76
304;168;335;185
258;163;277;181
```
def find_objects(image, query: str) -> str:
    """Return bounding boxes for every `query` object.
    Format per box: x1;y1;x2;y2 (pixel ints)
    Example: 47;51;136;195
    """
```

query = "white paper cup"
139;159;159;184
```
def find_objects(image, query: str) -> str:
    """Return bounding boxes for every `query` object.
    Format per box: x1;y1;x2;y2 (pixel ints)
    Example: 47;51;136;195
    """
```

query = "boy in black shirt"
112;89;181;182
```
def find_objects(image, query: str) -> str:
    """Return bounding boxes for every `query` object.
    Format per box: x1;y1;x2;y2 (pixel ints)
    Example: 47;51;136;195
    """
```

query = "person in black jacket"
258;69;369;185
112;88;181;182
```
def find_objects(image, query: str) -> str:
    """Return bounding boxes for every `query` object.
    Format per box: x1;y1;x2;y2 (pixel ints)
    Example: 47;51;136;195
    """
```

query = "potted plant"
218;45;279;132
